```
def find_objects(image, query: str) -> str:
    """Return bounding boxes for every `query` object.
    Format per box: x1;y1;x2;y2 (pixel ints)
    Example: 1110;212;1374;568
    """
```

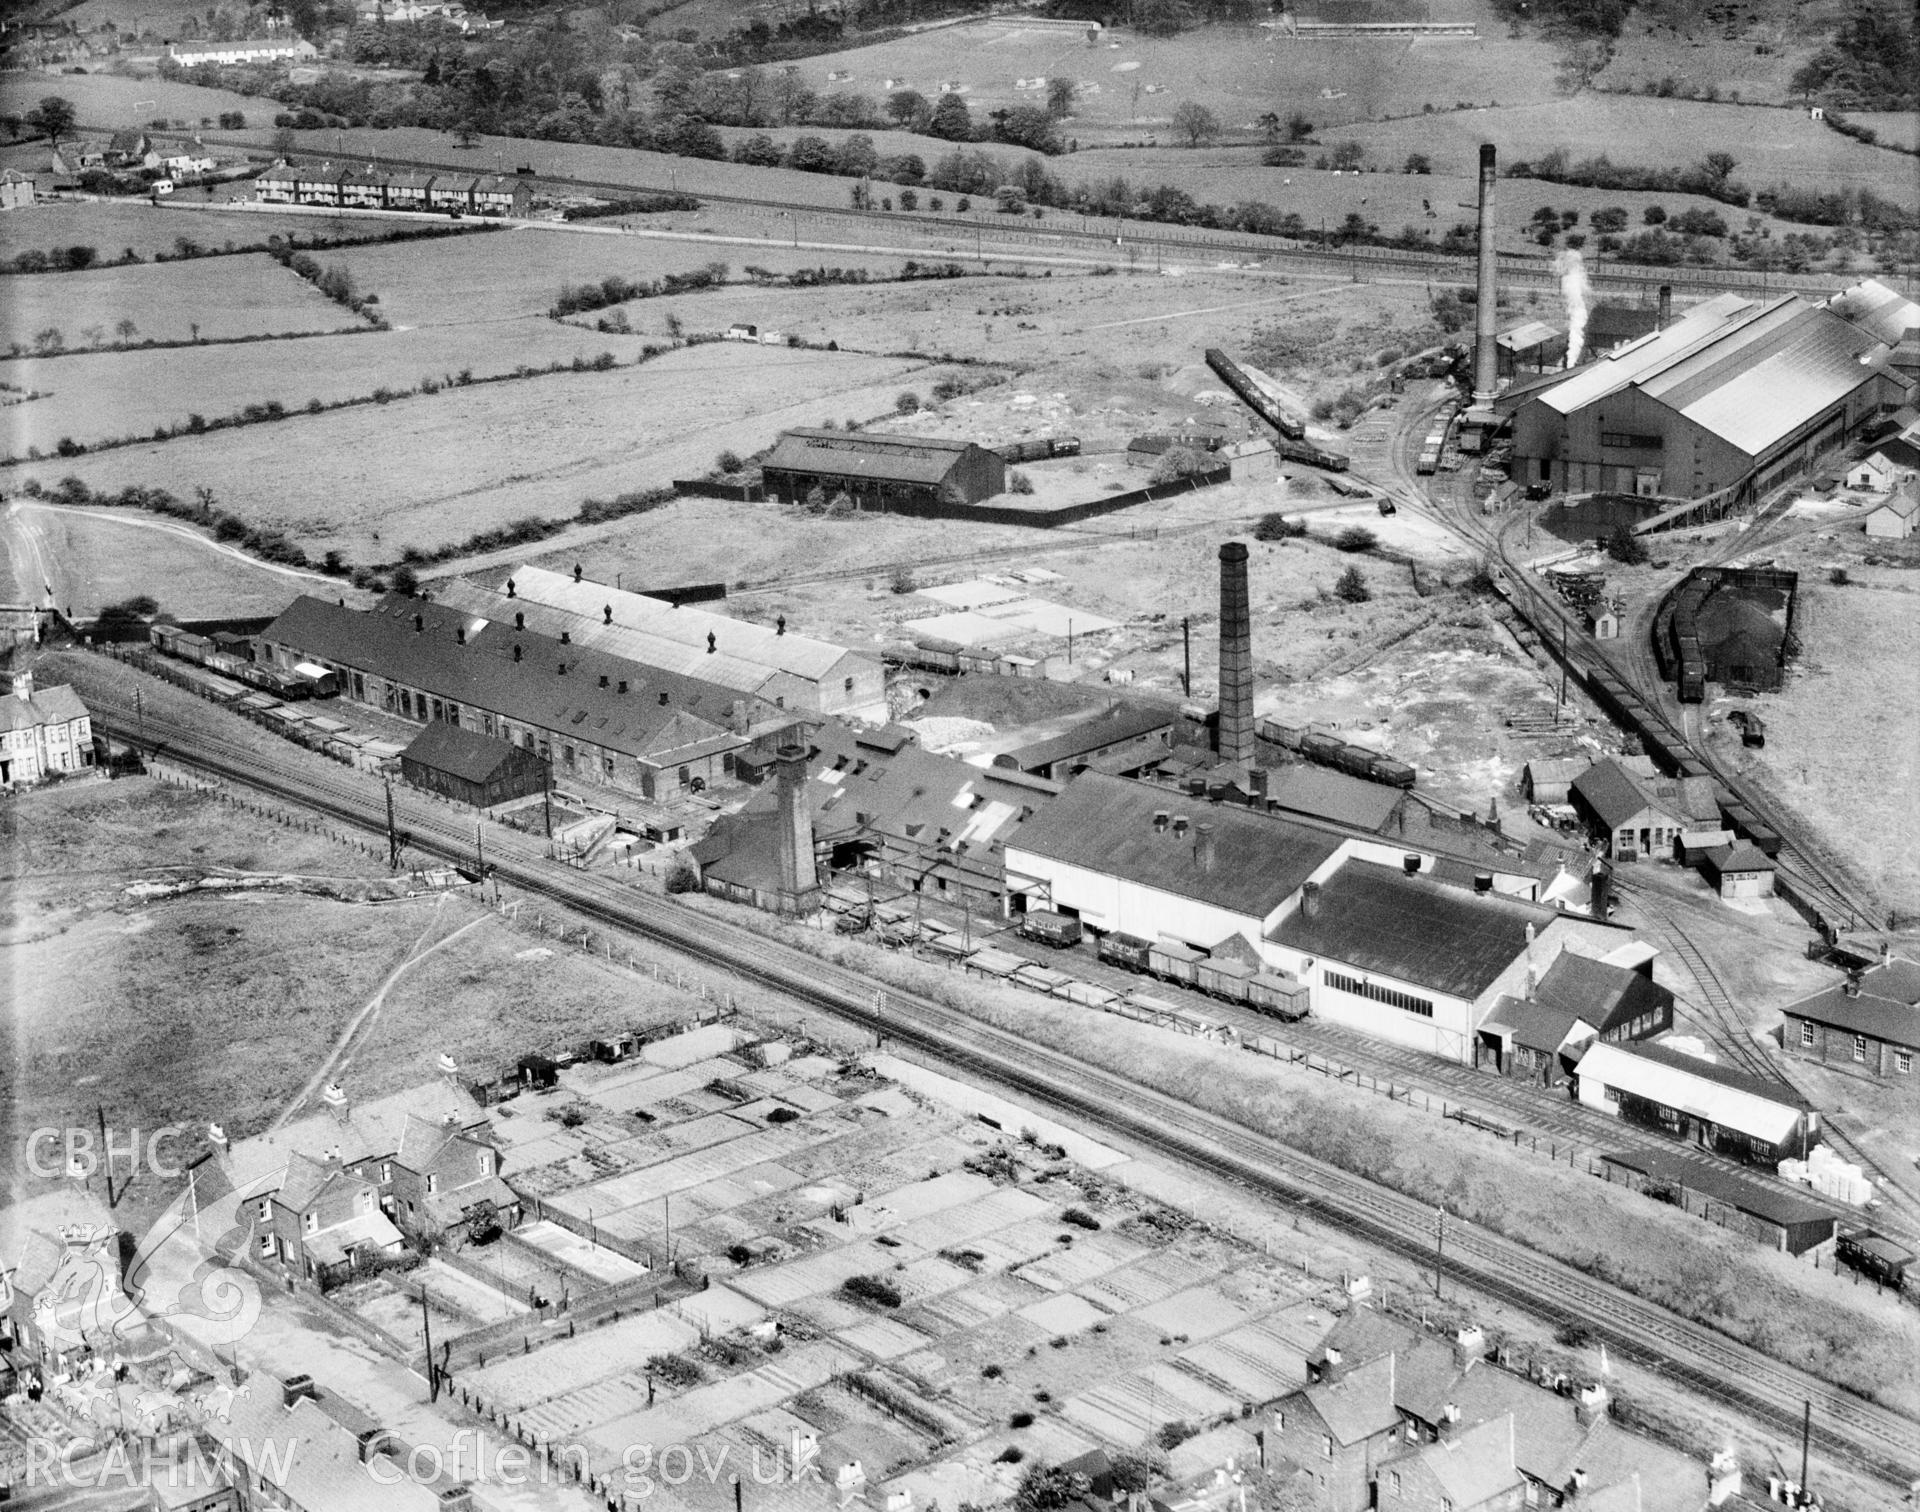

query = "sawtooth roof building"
759;428;1007;509
259;594;760;798
1509;292;1908;501
439;564;886;722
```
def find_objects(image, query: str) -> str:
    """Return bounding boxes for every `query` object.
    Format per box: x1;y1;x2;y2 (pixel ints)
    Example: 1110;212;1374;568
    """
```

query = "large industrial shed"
489;565;887;723
400;721;548;808
1509;293;1906;501
260;596;755;798
759;429;1007;509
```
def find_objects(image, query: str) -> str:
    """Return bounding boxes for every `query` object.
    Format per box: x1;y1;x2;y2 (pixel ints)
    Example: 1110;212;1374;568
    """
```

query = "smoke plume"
1554;249;1593;368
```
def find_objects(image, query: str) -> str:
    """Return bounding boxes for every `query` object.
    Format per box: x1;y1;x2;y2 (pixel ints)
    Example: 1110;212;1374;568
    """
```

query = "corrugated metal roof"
1599;1146;1837;1228
1530;293;1757;416
400;719;533;784
1824;278;1920;347
1496;319;1561;352
504;565;859;683
1578;1040;1805;1145
435;579;778;696
762;432;970;486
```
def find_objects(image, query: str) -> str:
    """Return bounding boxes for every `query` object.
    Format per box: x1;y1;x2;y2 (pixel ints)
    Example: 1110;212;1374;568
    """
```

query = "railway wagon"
1277;436;1351;473
995;436;1082;463
1290;730;1418;789
1195;956;1257;1001
1248;970;1311;1020
1146;938;1206;987
1205;347;1305;439
1019;909;1084;949
1741;820;1783;857
1098;932;1155;973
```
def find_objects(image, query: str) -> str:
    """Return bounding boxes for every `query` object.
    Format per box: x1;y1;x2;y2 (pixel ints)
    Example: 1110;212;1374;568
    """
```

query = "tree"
1046;76;1077;118
885;88;929;131
26;95;76;142
1605;522;1648;564
895;391;920;415
1703;151;1737;182
1254;512;1306;540
391;563;420;596
33;327;64;356
928;93;973;141
1015;1464;1092;1512
664;854;700;893
1172;99;1219;147
1643;204;1667;225
1334;525;1377;552
1257;110;1281;142
1334;566;1371;603
1286;111;1314;141
1404;152;1432;174
115;317;138;343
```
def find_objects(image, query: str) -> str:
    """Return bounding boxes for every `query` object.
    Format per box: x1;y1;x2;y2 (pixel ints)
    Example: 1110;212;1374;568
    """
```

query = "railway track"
78;678;1920;1490
135;124;1842;299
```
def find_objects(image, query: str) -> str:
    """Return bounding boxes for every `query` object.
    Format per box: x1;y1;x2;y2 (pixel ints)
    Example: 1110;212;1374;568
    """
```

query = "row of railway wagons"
1258;719;1418;788
1415;401;1460;476
1096;931;1311;1020
995;436;1083;464
149;624;338;699
1204;347;1352;472
1578;664;1781;856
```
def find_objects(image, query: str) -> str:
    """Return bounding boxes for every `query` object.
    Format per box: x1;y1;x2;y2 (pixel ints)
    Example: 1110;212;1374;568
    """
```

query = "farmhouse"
1864;482;1918;540
1780;956;1920;1082
759;428;1007;509
1509;293;1905;502
259;594;759;797
0;672;94;788
168;36;318;64
1569;757;1716;861
1573;1041;1818;1164
485;564;887;722
399;720;549;808
1598;1147;1838;1257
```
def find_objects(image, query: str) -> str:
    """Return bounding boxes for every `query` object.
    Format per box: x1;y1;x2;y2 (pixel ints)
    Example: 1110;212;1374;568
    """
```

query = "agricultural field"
1725;564;1920;920
0;199;446;264
13;341;929;559
2;500;341;620
0;71;267;131
4;252;365;351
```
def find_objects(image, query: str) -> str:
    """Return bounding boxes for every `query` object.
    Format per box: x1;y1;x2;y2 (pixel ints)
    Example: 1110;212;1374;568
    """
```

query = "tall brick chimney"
1472;142;1500;406
1217;541;1254;764
773;744;817;907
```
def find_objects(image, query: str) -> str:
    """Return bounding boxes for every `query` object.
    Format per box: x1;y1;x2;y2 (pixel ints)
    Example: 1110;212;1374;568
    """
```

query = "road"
72;671;1920;1492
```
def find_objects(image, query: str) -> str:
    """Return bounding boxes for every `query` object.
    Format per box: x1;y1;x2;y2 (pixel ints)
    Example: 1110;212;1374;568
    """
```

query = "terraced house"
0;672;93;788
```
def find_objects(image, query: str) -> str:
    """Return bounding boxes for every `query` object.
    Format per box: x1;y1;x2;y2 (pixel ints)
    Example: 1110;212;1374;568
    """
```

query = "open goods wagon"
996;437;1082;463
1019;909;1084;949
149;624;328;700
1097;930;1311;1023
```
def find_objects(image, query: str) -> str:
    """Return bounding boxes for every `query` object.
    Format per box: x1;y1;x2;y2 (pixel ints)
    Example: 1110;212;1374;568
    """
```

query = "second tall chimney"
1657;283;1672;332
1472;142;1499;405
1217;541;1254;765
773;744;817;907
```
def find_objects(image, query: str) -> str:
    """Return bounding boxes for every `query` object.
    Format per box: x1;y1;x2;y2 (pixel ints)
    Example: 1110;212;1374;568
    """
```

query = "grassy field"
13;341;927;558
0;199;450;263
4;501;341;620
0;71;267;130
1730;573;1920;919
4;252;363;350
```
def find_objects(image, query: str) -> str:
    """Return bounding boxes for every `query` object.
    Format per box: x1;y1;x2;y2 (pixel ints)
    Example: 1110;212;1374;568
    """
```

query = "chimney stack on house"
1194;822;1217;875
321;1082;349;1122
281;1374;318;1410
1217;541;1254;765
1472;142;1500;406
11;670;33;702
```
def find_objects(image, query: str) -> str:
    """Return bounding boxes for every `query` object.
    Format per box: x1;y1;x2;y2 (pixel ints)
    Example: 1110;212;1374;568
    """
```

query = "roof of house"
1578;1040;1807;1144
1781;958;1920;1048
399;719;537;786
1533;950;1672;1034
208;1383;442;1512
225;1081;486;1193
1502;998;1594;1057
0;682;89;732
1261;762;1404;832
1445;1361;1592;1487
1403;1412;1521;1508
395;1112;481;1170
1867;486;1920;524
1270;858;1563;1000
999;703;1175;772
1599;1146;1838;1229
1302;1352;1400;1446
1006;773;1342;922
260;596;744;763
761;428;989;487
305;1208;404;1265
499;565;861;685
1701;840;1775;876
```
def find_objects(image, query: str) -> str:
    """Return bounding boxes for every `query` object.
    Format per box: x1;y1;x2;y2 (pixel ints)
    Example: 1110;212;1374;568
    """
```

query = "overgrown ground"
678;891;1920;1417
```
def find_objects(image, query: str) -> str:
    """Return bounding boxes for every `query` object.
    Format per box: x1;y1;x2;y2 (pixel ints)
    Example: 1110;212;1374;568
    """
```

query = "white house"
1845;452;1903;491
1;672;93;787
167;36;318;65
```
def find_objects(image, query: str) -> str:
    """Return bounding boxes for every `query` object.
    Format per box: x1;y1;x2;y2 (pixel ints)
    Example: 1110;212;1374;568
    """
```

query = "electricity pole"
420;1290;437;1402
384;777;399;870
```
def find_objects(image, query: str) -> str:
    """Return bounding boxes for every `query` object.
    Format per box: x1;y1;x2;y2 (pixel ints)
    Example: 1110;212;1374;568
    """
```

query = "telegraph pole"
1434;1206;1445;1298
134;688;146;750
1182;616;1192;696
384;777;399;870
420;1290;438;1402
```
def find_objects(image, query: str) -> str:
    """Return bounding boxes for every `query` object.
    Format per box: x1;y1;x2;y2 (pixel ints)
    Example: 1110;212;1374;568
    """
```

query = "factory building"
259;595;759;797
1574;1041;1819;1165
759;429;1007;510
476;565;887;723
1509;292;1907;501
1002;773;1633;1064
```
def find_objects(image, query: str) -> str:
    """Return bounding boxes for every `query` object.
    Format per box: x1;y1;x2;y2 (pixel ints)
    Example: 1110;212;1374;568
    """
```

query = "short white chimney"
11;670;33;702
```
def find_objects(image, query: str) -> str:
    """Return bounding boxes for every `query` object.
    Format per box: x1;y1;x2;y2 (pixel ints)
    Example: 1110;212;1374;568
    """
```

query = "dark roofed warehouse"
401;721;548;808
760;429;1007;509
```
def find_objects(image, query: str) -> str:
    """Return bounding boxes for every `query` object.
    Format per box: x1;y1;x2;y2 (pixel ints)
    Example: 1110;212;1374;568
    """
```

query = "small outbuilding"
1599;1147;1838;1257
1698;840;1776;899
1844;453;1900;492
400;721;548;808
1864;486;1918;540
